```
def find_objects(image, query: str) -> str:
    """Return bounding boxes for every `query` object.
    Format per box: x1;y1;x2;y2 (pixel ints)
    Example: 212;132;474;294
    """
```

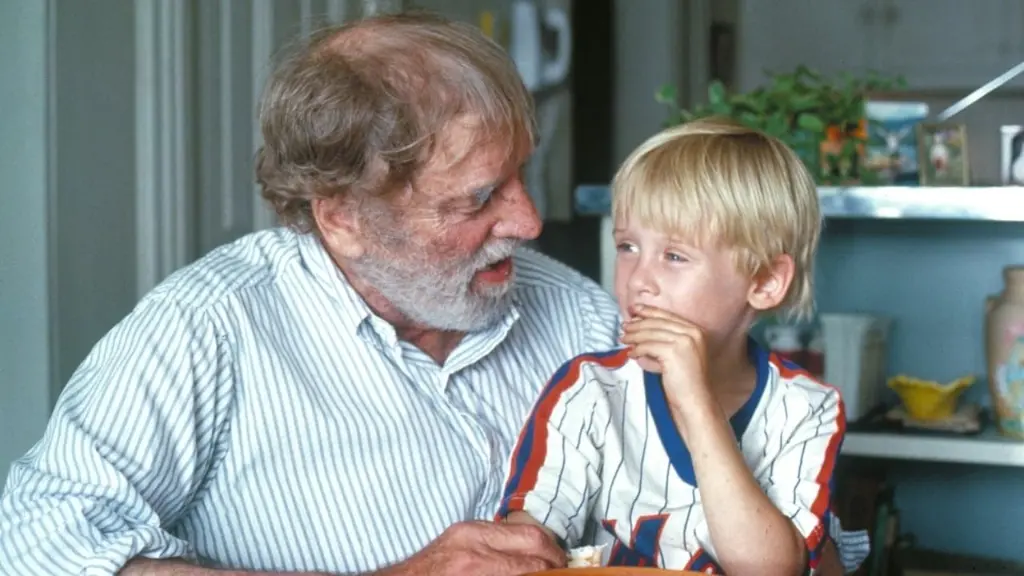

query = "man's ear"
312;196;365;259
748;253;795;312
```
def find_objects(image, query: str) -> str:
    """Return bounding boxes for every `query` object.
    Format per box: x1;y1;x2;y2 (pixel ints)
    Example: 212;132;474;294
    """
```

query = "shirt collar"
296;231;372;335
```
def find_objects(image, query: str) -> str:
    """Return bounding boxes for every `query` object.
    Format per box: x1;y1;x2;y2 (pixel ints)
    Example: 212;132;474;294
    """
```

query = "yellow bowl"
887;374;975;421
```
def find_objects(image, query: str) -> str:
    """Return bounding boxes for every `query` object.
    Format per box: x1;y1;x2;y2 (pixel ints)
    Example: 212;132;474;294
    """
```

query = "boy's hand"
620;305;711;404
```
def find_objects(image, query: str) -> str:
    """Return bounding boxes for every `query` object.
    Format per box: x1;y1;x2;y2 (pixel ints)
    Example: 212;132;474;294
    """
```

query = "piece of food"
566;544;606;568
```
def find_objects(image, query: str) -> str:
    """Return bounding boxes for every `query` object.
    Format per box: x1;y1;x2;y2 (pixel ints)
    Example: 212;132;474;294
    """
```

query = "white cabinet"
879;0;1024;90
737;0;879;90
737;0;1024;91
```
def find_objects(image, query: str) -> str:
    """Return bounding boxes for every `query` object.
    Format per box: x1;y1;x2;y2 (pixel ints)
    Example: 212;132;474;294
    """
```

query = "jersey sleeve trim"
773;360;847;568
497;348;629;518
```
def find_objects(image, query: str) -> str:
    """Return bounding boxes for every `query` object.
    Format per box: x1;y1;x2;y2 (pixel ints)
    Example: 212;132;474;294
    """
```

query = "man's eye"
473;185;496;207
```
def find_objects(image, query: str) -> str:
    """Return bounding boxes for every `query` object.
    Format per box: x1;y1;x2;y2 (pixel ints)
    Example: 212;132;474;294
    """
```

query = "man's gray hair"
254;10;537;231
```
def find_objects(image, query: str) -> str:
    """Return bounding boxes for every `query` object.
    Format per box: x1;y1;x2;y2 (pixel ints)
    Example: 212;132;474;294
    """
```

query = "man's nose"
491;180;542;241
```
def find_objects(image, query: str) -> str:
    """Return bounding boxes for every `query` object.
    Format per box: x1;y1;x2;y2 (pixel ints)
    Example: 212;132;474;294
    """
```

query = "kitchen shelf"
574;184;1024;222
841;428;1024;467
818;186;1024;221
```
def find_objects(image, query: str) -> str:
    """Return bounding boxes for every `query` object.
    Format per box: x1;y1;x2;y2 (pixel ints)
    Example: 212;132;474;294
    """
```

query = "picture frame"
1001;125;1024;185
864;100;929;185
916;122;970;186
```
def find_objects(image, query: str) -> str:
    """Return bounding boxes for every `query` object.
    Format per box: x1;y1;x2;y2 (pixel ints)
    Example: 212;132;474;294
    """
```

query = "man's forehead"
417;117;532;192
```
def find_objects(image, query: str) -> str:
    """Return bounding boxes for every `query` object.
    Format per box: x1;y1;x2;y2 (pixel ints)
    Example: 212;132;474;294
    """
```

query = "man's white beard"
350;236;521;332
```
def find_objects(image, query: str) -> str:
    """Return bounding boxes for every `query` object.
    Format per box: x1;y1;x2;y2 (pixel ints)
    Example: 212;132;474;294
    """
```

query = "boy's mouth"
626;303;645;319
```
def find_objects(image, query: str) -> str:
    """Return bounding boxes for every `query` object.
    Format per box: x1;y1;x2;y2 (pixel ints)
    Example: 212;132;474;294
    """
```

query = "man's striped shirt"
0;228;621;575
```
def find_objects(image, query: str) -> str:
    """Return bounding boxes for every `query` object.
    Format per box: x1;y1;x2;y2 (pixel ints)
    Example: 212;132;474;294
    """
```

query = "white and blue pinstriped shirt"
0;228;622;575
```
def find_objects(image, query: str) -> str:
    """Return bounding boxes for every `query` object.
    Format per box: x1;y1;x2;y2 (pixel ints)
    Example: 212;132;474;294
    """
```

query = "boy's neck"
705;334;759;414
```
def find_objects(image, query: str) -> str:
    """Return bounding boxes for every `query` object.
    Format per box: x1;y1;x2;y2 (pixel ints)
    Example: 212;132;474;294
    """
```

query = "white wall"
0;0;316;480
0;0;141;484
54;0;139;388
0;1;54;484
613;0;708;165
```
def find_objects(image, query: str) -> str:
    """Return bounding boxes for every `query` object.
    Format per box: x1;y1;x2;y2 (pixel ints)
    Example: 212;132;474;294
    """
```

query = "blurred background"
3;1;1024;573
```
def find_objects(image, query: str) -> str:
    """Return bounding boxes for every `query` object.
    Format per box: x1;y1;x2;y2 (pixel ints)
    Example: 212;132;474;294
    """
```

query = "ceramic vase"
985;265;1024;439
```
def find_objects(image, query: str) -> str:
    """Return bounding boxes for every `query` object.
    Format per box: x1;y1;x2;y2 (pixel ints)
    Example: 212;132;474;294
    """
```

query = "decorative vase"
984;265;1024;439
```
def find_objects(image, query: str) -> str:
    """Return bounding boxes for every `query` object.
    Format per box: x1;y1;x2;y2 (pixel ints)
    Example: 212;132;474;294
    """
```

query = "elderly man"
0;11;863;576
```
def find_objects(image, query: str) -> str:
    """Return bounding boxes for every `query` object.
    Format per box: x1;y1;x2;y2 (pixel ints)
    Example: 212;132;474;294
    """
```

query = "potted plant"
655;66;905;185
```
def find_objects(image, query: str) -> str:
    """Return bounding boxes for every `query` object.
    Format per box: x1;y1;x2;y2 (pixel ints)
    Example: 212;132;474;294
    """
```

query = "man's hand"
121;521;564;576
377;521;566;576
620;304;711;409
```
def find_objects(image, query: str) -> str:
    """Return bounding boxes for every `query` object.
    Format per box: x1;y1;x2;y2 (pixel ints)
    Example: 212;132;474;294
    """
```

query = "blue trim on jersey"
645;338;770;487
644;372;696;485
729;338;769;439
498;347;628;517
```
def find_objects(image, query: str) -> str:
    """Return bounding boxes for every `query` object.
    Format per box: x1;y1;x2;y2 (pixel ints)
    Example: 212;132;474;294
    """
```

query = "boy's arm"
495;356;609;547
674;387;810;576
758;387;847;574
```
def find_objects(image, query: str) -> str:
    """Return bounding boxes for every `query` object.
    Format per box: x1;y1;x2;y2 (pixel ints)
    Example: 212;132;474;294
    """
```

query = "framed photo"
864;100;929;185
916;122;970;186
1002;125;1024;185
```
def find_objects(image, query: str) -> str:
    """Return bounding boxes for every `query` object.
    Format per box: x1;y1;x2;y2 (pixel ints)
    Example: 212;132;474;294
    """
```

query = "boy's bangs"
612;147;723;248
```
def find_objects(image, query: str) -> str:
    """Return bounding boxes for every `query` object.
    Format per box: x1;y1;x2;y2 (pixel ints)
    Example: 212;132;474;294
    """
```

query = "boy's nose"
627;266;657;295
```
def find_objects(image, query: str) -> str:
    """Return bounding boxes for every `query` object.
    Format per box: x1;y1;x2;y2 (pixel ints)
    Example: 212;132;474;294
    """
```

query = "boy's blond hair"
611;116;821;320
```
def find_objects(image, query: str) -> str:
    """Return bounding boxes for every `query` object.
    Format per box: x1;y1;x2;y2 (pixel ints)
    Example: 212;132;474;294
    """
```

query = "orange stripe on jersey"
497;348;631;517
770;353;817;381
684;547;723;574
807;395;845;553
771;353;848;554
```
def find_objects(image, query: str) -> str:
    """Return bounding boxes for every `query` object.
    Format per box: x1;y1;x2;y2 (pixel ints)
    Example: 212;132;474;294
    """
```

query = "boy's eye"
615;242;636;253
666;252;687;263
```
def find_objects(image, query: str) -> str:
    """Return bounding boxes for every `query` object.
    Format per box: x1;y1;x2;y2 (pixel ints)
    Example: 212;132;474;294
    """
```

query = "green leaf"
739;112;761;128
841;138;860;157
773;76;795;94
795;65;821;80
796;113;826;133
710;101;732;116
765;112;789;137
707;80;728;106
654;84;677;105
790;94;820;111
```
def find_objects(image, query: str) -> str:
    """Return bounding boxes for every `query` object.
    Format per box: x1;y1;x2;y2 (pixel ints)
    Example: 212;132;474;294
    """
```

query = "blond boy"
496;118;863;574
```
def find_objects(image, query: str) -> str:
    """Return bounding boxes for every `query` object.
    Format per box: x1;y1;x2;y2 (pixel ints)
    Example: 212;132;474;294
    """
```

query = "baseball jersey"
497;340;845;574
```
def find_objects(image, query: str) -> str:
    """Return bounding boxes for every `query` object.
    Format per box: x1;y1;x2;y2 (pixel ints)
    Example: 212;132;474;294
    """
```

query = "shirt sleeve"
579;282;622;353
496;356;609;546
0;296;234;575
830;514;870;574
758;386;845;573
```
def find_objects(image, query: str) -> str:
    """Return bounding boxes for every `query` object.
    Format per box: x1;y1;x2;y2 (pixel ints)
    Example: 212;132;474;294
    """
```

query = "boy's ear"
748;254;795;312
312;196;366;260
